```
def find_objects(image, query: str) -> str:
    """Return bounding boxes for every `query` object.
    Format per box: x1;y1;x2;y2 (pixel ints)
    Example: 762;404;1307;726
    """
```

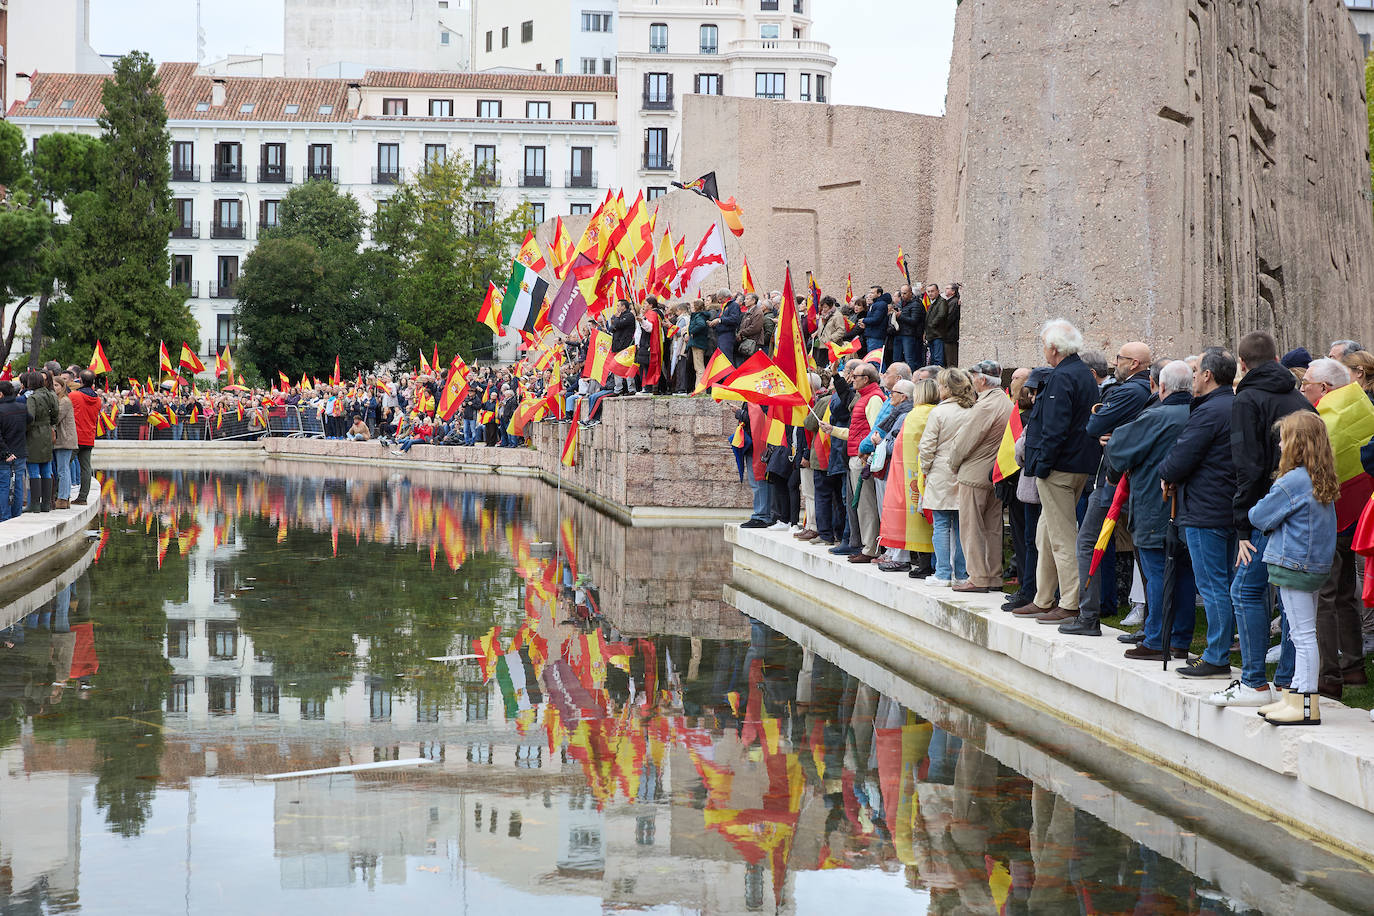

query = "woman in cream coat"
918;367;978;585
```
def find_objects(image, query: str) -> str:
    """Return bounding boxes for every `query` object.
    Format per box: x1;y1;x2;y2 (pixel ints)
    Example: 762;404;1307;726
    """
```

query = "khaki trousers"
848;456;880;556
1033;470;1088;611
800;463;816;530
958;482;1003;588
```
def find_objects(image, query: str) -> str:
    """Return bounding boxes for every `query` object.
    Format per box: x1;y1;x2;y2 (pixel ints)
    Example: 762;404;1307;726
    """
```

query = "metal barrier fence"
99;405;332;442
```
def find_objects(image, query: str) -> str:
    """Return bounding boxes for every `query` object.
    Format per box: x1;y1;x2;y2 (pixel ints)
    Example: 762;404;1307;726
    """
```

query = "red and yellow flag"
516;229;548;274
741;257;756;295
278;370;290;390
561;401;581;467
771;266;812;425
990;409;1024;484
582;329;614;384
607;346;639;379
550;216;573;278
1090;475;1131;577
158;341;174;374
179;342;205;373
89;340;111;374
437;355;471;421
896;246;908;278
418;349;431;374
478;281;504;335
331;355;342;386
712;351;807;408
715;196;744;237
826;339;861;363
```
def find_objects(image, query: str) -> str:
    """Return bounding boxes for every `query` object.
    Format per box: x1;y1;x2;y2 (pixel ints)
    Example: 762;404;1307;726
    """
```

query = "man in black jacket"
608;299;638;395
1206;331;1315;708
1159;347;1239;678
0;381;28;521
893;285;926;369
1013;320;1101;620
709;289;742;365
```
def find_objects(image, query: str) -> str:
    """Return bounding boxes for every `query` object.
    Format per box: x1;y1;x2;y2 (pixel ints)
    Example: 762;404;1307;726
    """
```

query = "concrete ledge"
0;497;101;592
0;539;97;632
727;525;1374;867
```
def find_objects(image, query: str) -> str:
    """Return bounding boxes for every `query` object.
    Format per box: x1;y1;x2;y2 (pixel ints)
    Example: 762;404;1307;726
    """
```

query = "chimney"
211;78;226;107
347;82;361;112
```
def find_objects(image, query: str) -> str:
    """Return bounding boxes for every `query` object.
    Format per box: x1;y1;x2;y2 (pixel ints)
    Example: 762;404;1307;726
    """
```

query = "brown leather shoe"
70;497;87;505
1342;666;1369;686
847;552;875;564
1011;602;1052;617
1318;675;1344;700
54;499;69;510
1124;645;1189;661
951;582;991;593
795;530;819;541
1036;607;1077;624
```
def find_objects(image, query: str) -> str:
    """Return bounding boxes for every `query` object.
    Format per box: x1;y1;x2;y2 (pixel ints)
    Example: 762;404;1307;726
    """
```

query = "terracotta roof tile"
362;71;617;93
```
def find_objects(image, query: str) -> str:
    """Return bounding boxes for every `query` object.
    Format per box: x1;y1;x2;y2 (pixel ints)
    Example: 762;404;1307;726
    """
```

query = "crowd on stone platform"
0;363;101;520
741;320;1374;729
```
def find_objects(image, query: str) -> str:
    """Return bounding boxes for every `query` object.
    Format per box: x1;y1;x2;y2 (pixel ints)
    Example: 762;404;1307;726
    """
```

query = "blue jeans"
586;389;610;419
462;419;479;444
930;338;947;367
54;448;73;499
1184;526;1237;666
747;474;771;524
1231;528;1279;688
1138;546;1197;652
895;336;925;369
0;461;21;520
931;509;966;581
26;460;50;480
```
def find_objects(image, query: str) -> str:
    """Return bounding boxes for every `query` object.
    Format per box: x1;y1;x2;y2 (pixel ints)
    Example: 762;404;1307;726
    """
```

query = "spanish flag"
845;273;853;304
711;351;807;408
516;229;548;274
607;346;639;379
89;340;112;374
147;412;169;429
1089;475;1130;578
863;348;884;364
278;370;290;390
158;341;174;374
582;329;614;384
561;401;581;466
478;281;504;335
715;196;745;237
771;266;811;425
550;216;572;278
879;402;935;553
1315;382;1374;528
472;626;502;682
418;349;431;374
331;355;342;386
741;256;756;295
437;355;471;421
693;349;734;395
826;339;860;363
896;246;908;278
990;410;1023;484
179;342;205;373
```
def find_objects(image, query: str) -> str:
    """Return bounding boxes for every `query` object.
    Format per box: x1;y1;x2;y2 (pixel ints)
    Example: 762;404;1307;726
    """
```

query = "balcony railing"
173;280;200;298
211;221;245;240
519;171;549;188
372;166;404;185
258;165;292;183
761;0;778;8
642;93;674;111
727;38;834;56
642;155;674;172
209;282;237;299
565;170;597;189
171;221;200;239
306;166;339;183
212;164;244;182
172;164;199;182
700;43;718;54
474;168;500;187
649;42;668;54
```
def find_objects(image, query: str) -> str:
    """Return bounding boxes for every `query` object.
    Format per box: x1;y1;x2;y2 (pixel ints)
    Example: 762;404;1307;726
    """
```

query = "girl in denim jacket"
1247;411;1339;725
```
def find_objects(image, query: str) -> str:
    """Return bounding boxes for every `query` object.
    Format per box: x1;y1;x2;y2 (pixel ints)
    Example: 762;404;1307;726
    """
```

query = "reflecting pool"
0;464;1370;914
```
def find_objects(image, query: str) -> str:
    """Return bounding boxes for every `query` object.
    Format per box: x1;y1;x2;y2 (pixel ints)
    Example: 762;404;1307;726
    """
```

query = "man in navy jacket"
857;287;891;366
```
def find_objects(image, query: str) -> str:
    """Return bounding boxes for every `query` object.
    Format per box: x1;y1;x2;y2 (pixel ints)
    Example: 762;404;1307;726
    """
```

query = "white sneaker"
1120;603;1146;627
1203;680;1273;707
767;521;790;531
1264;644;1282;665
927;577;951;587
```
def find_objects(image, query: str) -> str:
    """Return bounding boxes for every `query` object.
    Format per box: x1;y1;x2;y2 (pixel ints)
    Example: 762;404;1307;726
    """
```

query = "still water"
0;463;1371;915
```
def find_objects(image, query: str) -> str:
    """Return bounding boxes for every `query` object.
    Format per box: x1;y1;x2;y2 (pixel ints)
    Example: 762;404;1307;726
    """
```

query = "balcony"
306;166;339;183
210;221;245;240
726;38;834;59
649;42;668;54
641;155;674;172
642;93;674;111
173;280;200;298
700;43;718;54
212;163;244;183
761;0;778;8
372;166;404;185
565;170;597;189
519;171;549;188
171;221;200;239
172;164;199;182
258;165;292;183
209;282;237;299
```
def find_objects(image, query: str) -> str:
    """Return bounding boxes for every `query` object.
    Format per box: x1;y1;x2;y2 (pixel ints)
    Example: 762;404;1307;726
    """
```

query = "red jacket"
847;382;884;458
70;387;101;447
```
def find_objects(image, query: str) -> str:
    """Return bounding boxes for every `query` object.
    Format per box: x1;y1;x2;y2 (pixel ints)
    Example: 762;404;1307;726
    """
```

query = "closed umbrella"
1156;493;1184;670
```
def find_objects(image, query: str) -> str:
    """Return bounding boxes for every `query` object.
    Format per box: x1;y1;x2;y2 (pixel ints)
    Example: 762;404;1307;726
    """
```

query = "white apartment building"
9;64;617;361
284;0;474;77
3;0;110;114
471;0;618;76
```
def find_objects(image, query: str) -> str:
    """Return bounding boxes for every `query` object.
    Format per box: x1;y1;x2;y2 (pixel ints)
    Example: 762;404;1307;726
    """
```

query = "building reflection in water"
0;467;1365;913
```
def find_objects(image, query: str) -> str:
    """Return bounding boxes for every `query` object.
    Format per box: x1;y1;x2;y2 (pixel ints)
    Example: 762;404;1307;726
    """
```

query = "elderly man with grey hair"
947;360;1014;592
1013;320;1102;620
1105;360;1198;661
820;359;887;562
1328;340;1363;360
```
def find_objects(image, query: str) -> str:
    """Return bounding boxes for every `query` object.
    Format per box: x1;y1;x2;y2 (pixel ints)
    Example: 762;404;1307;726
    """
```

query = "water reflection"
0;468;1366;913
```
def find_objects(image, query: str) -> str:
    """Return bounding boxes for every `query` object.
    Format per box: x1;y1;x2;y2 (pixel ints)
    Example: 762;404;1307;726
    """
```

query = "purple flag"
548;253;594;333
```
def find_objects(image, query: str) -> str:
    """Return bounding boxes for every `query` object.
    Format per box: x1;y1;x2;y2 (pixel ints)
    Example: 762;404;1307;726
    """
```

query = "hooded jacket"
1158;386;1236;529
1231;360;1315;537
895;295;926;339
1105;391;1192;550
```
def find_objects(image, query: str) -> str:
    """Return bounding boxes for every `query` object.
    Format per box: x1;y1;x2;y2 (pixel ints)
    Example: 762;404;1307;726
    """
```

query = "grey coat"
25;387;58;463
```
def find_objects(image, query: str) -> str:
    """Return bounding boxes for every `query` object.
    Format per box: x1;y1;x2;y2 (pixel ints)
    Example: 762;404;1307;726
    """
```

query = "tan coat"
816;309;847;347
918;399;972;510
55;394;78;451
949;386;1014;489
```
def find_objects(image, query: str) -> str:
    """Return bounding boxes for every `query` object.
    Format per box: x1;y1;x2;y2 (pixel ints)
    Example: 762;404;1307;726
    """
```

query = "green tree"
371;155;529;364
45;51;197;378
235;181;397;377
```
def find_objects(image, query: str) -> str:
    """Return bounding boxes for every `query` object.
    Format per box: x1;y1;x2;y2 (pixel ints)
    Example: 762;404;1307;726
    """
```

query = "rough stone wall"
928;0;1374;366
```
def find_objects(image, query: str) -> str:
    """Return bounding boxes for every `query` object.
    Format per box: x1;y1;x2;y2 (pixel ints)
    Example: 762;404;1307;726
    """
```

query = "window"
477;99;502;118
528;203;545;226
239;102;255;113
700;24;718;54
424;143;446;169
259;142;286;182
318;104;334;114
572;101;596;120
521;20;533;42
581;57;598;74
816;74;827;103
23;99;39;109
522;146;547;187
308;143;333;180
301;698;324;720
213;199;242;239
472;201;495;233
253;678;279;714
569;147;593;187
761;0;779;8
485;30;493;52
644;73;672;109
466;685;489;721
755;72;785;99
526;100;550;119
795;0;804;10
173;199;195;238
501;26;509;47
555;58;563;73
172;255;194;290
794;26;802;38
207;677;236;715
167;677;191;713
376;142;400;183
195;101;210;112
216;256;239;297
649;22;668;53
647;186;667;201
760;23;780;40
382;97;408;115
695;73;721;95
208;622;238;659
603;58;614;74
441;30;451;45
800;73;811;102
429;98;453;116
216;314;237;351
369;679;392;721
284;103;299;114
59;99;76;110
473;144;497;183
581;11;612;31
167;620;191;657
570;203;592;215
213;141;242;181
643;127;670;170
173;141;195;180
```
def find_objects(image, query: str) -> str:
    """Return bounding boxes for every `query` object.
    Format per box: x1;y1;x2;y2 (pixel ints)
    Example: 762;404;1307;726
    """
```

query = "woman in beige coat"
54;381;78;509
918;367;977;585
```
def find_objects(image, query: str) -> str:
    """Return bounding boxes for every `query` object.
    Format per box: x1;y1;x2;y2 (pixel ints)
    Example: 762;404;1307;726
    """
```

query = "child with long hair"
1248;411;1339;725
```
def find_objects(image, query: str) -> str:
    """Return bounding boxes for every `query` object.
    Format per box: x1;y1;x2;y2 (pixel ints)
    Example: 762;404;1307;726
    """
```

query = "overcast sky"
88;1;957;116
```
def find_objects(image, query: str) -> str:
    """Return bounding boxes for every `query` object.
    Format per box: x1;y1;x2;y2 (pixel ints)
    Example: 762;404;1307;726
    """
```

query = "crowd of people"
0;362;102;520
738;321;1374;728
